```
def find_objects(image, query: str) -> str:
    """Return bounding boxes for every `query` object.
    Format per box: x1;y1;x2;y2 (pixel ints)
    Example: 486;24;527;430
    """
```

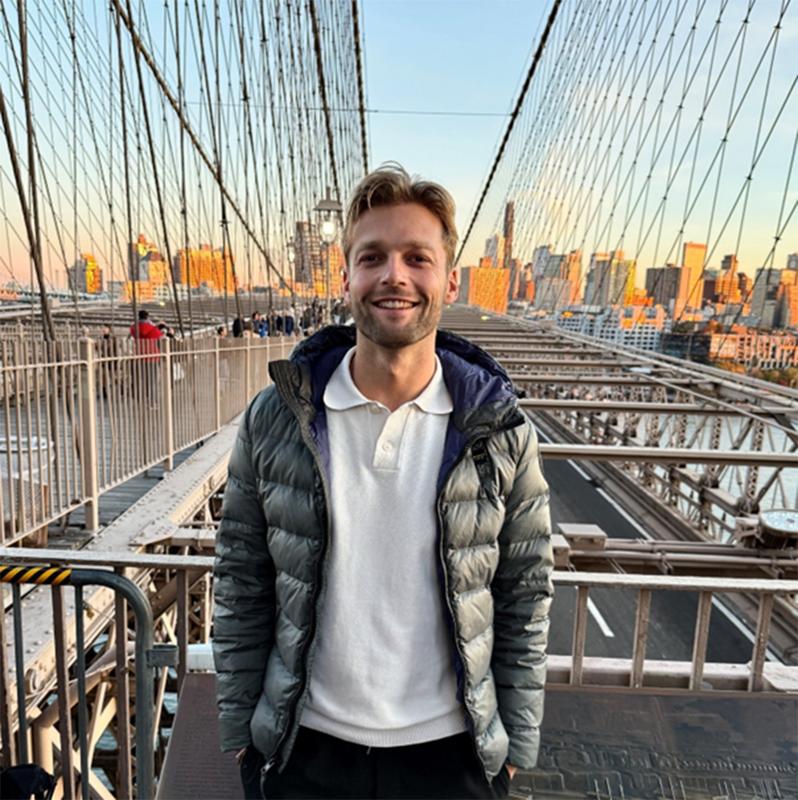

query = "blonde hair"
343;163;458;269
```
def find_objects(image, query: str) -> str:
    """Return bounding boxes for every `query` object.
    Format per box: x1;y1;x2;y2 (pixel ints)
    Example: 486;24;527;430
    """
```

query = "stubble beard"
349;295;442;349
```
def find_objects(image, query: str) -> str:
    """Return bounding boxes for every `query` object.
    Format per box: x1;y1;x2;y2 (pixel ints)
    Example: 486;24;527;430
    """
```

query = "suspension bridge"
0;1;796;799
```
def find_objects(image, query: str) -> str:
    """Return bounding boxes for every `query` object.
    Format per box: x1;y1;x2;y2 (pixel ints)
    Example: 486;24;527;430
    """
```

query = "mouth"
371;298;420;311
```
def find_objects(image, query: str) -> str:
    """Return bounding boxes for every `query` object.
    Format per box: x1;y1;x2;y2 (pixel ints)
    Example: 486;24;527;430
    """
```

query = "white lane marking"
568;460;592;481
710;596;779;663
536;427;781;663
596;487;654;542
537;428;593;481
587;596;615;638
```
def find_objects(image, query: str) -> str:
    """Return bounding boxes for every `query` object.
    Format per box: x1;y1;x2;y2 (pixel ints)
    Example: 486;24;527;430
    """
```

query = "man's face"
344;203;459;349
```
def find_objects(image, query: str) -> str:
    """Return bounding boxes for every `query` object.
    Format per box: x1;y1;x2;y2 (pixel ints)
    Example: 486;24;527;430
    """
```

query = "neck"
350;331;437;412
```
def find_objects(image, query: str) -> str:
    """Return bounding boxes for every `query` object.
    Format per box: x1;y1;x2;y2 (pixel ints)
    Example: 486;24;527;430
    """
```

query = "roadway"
539;427;763;666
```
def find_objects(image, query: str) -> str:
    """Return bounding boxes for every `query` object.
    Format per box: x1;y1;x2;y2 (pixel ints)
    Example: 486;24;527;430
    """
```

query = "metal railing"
551;571;798;692
1;550;796;800
0;336;294;545
0;563;176;799
448;318;798;545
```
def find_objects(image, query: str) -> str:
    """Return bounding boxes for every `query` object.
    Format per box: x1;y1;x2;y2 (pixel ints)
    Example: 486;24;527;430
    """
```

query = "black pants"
240;727;512;799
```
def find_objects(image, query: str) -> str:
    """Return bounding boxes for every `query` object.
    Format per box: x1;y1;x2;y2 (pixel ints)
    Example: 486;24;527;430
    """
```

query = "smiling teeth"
376;300;414;308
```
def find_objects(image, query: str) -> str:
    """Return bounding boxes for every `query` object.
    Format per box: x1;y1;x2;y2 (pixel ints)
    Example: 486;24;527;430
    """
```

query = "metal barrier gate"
0;564;175;799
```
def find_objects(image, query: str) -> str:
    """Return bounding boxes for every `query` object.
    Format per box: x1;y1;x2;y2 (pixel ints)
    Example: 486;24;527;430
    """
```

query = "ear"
444;266;459;305
342;264;351;305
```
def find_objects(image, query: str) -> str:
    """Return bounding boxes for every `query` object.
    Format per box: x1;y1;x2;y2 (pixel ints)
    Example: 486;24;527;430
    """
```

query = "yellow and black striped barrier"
0;564;72;585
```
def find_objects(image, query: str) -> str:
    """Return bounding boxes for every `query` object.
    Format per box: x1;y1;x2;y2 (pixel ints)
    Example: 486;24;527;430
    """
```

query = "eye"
407;253;430;264
358;252;380;265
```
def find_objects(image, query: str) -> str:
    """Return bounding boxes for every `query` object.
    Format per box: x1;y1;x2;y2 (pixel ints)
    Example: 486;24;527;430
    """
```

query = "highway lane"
539;434;762;666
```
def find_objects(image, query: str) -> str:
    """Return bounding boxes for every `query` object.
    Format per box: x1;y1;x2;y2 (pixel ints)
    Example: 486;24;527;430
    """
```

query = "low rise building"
664;330;798;368
555;304;670;351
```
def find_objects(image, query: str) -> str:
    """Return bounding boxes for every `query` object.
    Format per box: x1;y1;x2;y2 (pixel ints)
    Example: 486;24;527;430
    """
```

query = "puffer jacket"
213;325;553;779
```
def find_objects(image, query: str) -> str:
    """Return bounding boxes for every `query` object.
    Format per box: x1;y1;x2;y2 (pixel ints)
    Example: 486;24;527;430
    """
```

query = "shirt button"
382;442;392;452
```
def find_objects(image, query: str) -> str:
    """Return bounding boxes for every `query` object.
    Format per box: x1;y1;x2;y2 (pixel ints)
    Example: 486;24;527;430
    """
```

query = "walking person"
128;309;163;408
284;304;296;337
213;165;553;799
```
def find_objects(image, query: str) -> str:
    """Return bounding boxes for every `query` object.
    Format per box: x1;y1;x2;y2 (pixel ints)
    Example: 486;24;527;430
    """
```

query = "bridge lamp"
315;194;342;324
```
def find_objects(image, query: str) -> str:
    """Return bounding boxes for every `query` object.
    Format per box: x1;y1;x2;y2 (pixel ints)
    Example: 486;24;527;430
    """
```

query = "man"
213;165;553;799
128;308;163;351
252;311;266;338
129;309;162;407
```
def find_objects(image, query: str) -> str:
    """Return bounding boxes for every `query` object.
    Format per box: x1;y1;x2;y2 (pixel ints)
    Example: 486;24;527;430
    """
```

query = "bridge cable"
456;0;563;267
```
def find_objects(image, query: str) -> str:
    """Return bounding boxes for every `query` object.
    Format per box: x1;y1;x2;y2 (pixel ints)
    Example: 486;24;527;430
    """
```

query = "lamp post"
315;193;342;324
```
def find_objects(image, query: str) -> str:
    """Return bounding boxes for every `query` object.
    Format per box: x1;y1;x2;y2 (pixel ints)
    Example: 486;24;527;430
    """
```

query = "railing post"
630;588;651;689
79;338;99;533
245;335;252;400
214;338;221;430
690;591;713;690
749;593;774;692
570;585;589;685
161;339;174;471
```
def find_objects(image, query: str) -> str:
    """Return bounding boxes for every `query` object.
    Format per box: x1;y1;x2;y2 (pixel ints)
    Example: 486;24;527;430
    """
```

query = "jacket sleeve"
213;400;276;751
491;418;553;769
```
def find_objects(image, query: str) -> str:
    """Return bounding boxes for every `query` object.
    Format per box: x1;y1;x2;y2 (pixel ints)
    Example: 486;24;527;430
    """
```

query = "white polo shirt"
300;347;468;747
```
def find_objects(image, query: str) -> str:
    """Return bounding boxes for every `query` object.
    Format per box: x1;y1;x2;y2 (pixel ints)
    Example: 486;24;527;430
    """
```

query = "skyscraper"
751;268;783;328
539;249;581;305
716;254;741;303
584;250;635;307
531;245;552;281
675;242;706;318
484;234;504;269
68;253;103;294
645;265;681;310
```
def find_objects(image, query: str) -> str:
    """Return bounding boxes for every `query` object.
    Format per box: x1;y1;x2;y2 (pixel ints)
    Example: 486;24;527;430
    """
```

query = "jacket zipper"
264;408;333;774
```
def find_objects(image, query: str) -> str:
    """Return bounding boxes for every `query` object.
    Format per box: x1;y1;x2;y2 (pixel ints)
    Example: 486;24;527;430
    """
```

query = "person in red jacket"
129;309;163;406
129;309;163;356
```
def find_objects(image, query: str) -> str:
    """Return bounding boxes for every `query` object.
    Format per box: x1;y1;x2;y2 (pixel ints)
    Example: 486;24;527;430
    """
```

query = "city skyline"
1;1;794;307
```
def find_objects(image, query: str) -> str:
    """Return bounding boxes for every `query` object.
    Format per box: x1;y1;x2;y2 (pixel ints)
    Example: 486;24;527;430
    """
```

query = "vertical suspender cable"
309;0;341;202
455;0;563;267
175;0;194;336
14;0;55;341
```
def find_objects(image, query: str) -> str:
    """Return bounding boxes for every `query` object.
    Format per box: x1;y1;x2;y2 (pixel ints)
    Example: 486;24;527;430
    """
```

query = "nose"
380;251;408;286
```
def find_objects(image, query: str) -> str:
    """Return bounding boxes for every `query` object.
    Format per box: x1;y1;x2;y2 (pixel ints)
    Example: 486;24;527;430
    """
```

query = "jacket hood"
270;324;523;435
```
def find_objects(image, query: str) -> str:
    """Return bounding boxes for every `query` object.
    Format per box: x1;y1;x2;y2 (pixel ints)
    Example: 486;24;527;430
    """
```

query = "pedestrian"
157;321;175;339
266;307;277;337
216;325;228;339
128;309;162;407
300;305;312;336
129;308;162;348
213;165;553;799
284;304;296;337
232;317;244;338
99;325;119;399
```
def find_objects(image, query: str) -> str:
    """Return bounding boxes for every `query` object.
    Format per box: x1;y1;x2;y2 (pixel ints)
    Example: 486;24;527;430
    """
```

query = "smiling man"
213;165;554;799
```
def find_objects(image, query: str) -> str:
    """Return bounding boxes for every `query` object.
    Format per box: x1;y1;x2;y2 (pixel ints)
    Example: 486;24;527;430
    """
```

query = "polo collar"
323;347;453;415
